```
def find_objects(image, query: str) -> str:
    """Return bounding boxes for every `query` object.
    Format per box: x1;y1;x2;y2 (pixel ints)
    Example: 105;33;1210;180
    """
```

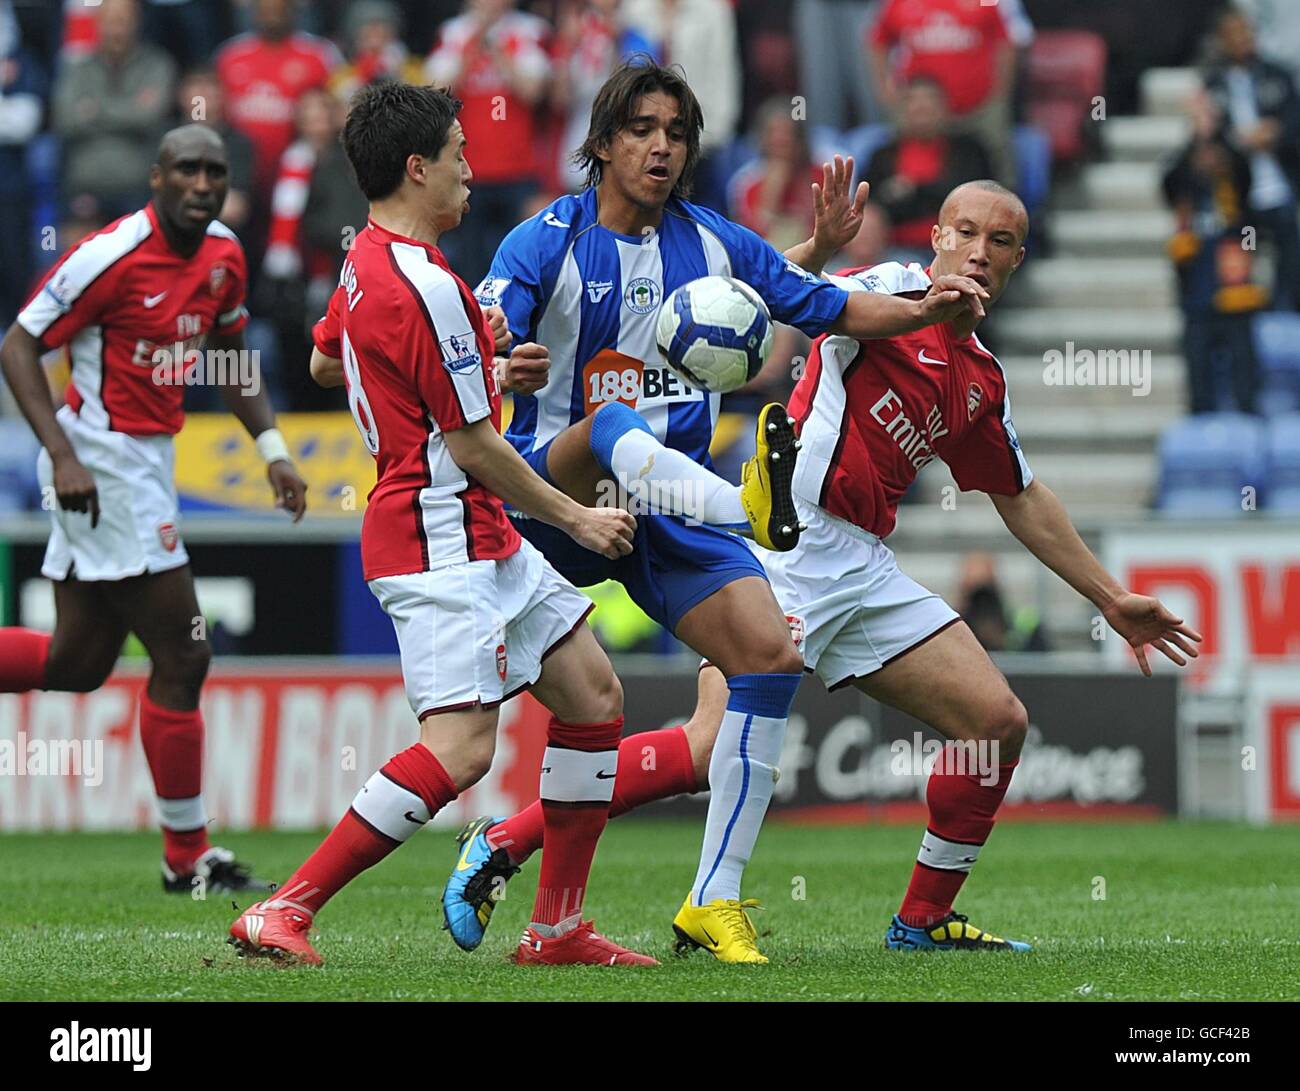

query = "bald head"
939;180;1028;244
158;123;226;168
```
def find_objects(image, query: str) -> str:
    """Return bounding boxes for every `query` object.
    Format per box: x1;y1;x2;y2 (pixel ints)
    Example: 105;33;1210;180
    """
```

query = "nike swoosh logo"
456;820;488;872
595;770;616;780
144;292;168;308
403;810;423;825
702;926;718;946
917;348;948;367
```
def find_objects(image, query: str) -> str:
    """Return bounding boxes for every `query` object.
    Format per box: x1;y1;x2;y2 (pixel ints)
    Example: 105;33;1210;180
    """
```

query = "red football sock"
488;726;696;865
531;717;622;928
898;748;1019;928
0;629;50;692
139;693;211;873
270;742;457;917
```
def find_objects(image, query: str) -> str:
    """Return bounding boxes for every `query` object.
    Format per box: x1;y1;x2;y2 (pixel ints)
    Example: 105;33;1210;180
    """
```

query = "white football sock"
607;428;748;527
691;703;786;905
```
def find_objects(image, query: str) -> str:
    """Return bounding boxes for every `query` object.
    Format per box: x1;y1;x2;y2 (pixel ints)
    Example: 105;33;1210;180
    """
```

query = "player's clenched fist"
267;460;308;522
499;341;550;396
919;274;988;325
51;452;100;528
569;505;636;559
484;305;511;354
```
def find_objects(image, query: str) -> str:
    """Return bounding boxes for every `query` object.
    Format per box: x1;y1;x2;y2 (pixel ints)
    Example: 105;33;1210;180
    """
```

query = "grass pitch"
1;820;1296;1002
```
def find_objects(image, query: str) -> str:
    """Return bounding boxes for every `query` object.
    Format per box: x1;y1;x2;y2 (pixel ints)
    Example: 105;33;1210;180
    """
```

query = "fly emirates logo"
869;388;948;470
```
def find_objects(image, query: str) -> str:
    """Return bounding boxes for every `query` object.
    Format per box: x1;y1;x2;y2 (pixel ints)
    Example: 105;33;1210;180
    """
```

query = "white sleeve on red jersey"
944;345;1033;496
16;209;151;348
825;261;931;297
205;220;249;333
390;241;493;432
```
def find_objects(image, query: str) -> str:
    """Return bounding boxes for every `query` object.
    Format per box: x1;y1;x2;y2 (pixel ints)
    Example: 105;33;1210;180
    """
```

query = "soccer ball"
655;275;774;393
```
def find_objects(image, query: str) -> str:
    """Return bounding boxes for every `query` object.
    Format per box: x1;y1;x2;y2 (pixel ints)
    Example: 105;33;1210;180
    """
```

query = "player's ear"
1013;245;1026;271
405;153;426;185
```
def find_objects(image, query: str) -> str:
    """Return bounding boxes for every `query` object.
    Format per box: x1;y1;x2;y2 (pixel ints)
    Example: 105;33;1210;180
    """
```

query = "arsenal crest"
785;614;805;649
157;522;179;552
967;382;983;420
495;642;508;682
209;264;227;295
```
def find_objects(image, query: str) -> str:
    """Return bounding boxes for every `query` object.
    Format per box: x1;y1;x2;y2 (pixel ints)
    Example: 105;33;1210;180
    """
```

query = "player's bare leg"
98;565;268;894
505;624;656;965
232;702;493;965
849;620;1031;951
0;578;129;696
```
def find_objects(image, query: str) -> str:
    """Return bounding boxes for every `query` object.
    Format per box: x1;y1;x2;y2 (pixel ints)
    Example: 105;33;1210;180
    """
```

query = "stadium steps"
998;352;1187;409
1049;209;1176;255
991;307;1181;355
1008;257;1176;308
1077;161;1166;210
1101;115;1190;161
1140;67;1204;118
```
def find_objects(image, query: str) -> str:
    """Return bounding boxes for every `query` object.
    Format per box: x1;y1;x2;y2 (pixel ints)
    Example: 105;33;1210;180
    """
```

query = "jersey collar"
364;215;442;259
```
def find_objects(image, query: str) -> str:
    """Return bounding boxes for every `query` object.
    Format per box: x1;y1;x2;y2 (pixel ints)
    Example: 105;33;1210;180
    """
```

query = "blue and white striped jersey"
475;188;850;466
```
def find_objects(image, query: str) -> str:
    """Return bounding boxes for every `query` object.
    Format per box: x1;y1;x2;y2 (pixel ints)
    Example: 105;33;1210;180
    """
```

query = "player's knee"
155;637;212;692
586;667;623;723
743;641;804;678
44;649;113;693
457;734;498;788
980;690;1028;757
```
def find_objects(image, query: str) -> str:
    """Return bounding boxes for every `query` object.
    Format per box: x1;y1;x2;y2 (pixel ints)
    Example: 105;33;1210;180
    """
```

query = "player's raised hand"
500;341;550;396
812;154;870;256
51;452;100;528
1102;592;1203;677
920;274;989;325
267;460;308;523
484;305;511;354
569;505;636;559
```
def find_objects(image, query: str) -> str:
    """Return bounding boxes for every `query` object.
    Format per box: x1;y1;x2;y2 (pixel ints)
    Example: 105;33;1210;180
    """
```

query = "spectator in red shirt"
864;78;992;260
869;0;1015;184
727;97;821;253
215;0;340;223
426;0;552;287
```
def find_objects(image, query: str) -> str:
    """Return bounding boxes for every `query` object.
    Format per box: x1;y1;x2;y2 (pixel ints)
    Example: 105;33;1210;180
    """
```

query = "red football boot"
228;901;322;966
513;920;659;966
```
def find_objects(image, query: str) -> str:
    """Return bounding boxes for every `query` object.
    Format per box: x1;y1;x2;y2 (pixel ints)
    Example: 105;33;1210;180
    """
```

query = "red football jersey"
789;262;1032;539
18;204;248;436
313;219;520;581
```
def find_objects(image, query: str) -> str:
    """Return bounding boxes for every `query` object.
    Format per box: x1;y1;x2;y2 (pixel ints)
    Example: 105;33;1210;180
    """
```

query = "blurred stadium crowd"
0;0;1298;653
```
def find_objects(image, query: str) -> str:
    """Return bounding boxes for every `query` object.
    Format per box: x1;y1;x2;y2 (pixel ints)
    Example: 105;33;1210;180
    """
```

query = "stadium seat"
0;417;41;513
1026;30;1106;164
1264;413;1300;512
1253;311;1300;415
1156;412;1268;515
842;123;892;172
1013;125;1051;219
25;133;61;275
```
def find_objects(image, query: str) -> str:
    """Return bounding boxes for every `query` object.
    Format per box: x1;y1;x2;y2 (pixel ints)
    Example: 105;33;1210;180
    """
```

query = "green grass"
1;820;1297;1001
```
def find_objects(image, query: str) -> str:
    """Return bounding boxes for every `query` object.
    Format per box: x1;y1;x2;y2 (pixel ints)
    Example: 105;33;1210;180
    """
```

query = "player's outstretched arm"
309;347;345;388
989;479;1203;675
828;274;988;340
0;323;100;526
784;154;870;275
209;329;308;522
443;417;634;560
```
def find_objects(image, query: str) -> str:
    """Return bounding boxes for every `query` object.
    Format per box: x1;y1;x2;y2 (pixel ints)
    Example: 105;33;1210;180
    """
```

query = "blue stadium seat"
841;123;891;173
0;417;41;513
1253;311;1300;415
1264;413;1300;512
1156;412;1268;515
1013;125;1052;219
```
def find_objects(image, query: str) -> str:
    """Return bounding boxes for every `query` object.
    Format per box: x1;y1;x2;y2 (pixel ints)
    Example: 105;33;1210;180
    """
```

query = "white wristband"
255;428;292;464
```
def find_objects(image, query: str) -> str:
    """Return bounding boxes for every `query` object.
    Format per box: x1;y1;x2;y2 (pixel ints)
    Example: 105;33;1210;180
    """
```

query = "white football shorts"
368;537;595;719
37;405;189;582
758;497;961;691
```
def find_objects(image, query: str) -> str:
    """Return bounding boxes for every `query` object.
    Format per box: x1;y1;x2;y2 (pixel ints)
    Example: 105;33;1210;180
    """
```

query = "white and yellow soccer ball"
655;275;775;393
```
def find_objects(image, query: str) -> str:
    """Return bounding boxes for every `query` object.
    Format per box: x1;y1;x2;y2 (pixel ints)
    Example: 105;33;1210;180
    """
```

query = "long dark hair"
574;56;704;197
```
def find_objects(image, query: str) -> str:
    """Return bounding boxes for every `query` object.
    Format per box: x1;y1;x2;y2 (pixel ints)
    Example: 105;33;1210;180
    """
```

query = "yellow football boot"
739;403;804;552
672;895;769;963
